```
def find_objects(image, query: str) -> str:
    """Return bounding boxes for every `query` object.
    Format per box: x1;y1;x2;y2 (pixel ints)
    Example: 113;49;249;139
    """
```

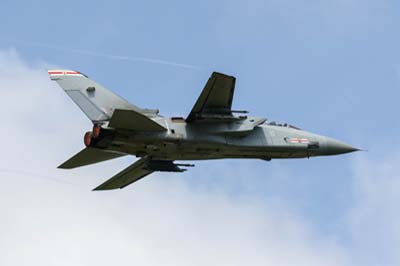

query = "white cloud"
347;153;400;266
0;49;398;266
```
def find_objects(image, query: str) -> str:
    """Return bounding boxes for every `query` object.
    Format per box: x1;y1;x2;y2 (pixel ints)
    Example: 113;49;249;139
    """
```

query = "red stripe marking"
66;71;80;75
48;71;63;74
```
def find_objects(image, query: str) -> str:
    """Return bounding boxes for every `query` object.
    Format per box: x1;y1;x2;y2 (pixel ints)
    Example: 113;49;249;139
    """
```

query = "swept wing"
186;72;236;122
94;158;192;190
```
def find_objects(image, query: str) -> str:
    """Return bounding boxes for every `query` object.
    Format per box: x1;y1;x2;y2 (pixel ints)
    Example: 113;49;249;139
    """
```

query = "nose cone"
323;137;359;155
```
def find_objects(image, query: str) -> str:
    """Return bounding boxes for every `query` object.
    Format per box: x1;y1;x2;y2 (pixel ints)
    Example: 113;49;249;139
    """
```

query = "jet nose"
322;137;359;155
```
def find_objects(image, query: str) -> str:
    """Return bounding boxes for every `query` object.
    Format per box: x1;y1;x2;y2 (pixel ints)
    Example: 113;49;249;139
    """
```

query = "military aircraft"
49;70;358;190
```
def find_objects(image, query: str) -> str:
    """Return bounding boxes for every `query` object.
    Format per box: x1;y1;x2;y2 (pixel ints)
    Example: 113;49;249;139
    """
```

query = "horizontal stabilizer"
58;148;125;169
109;109;167;132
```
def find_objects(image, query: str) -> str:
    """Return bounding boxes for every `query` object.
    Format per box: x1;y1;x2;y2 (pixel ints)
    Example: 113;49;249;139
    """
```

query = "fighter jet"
49;70;358;190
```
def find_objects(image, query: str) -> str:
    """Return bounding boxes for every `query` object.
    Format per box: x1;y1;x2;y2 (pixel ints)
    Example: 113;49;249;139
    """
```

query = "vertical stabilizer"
48;70;141;122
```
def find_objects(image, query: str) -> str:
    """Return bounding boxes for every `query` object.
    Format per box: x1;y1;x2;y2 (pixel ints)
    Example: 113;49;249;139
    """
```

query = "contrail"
19;41;203;70
0;168;80;187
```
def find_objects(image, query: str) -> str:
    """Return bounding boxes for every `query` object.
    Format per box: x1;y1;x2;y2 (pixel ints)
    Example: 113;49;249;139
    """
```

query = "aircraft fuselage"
91;116;357;161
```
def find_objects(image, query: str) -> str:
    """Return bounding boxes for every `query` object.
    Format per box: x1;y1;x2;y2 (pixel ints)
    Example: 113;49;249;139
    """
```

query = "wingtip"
92;185;103;191
211;71;235;79
57;162;74;169
92;186;118;191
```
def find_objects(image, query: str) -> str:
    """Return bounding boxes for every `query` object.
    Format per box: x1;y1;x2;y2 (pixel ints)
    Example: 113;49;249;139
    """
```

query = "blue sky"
1;1;400;265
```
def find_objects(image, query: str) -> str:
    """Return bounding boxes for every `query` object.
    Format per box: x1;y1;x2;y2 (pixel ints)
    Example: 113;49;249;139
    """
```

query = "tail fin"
48;70;141;122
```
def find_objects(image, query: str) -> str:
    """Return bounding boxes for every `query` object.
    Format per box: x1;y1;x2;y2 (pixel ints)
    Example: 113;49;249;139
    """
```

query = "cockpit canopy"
264;120;301;130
